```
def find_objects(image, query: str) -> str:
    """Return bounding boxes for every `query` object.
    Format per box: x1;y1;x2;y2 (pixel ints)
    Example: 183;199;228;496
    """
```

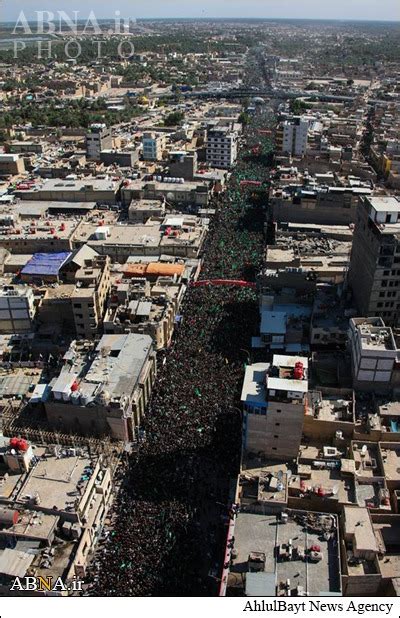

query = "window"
274;435;279;439
275;422;280;426
272;447;277;451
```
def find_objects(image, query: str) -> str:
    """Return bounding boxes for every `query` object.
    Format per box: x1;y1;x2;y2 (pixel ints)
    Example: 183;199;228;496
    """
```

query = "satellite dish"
277;470;284;481
10;449;16;455
286;470;292;481
166;192;174;202
332;486;339;495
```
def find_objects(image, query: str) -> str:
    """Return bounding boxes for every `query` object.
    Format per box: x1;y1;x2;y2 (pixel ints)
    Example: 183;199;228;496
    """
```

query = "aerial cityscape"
0;2;398;606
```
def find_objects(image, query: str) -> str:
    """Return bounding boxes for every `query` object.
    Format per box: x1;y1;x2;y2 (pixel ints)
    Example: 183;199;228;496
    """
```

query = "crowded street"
86;112;275;596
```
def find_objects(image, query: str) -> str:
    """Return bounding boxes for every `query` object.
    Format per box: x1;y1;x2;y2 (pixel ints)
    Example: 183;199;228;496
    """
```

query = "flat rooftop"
368;196;400;212
52;333;153;406
0;510;58;542
17;178;120;194
228;510;340;596
380;443;400;482
15;450;93;512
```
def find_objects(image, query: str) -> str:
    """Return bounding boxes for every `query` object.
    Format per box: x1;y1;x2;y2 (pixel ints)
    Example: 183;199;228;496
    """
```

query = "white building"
280;116;309;157
0;286;36;333
348;317;398;392
206;124;238;169
142;132;166;161
241;355;308;460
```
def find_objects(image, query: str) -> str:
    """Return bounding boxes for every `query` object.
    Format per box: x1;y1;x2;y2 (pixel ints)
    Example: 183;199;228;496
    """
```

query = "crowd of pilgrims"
86;119;273;596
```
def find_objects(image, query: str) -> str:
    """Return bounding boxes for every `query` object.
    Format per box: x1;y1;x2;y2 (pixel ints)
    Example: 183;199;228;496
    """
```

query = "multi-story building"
44;333;156;441
241;355;308;460
71;255;111;339
86;123;112;160
348;196;400;325
348;317;398;393
206;123;238;169
142;132;166;161
103;274;185;350
276;116;309;157
0;286;36;333
0;438;113;590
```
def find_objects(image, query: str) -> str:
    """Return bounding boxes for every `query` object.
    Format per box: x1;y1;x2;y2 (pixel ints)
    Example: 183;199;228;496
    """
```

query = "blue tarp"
21;252;72;277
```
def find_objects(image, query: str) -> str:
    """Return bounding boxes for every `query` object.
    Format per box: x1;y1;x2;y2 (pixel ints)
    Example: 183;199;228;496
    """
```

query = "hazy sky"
3;0;399;22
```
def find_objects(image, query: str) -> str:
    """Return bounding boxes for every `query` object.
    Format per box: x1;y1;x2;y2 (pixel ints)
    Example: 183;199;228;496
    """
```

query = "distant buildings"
86;123;112;161
142;132;166;161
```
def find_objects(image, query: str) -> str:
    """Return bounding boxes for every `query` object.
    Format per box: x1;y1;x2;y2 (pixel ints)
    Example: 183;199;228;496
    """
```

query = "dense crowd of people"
86;114;274;596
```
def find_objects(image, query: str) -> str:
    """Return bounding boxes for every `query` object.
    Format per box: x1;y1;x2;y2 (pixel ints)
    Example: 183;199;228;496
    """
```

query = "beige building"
0;154;25;176
341;505;381;595
72;255;111;339
45;334;156;441
0;439;113;591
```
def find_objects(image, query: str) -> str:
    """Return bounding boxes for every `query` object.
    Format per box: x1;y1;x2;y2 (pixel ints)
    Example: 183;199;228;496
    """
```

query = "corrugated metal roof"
0;548;34;577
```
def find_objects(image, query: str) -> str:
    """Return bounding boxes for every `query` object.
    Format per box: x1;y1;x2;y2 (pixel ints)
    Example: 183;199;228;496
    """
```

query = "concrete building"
241;355;308;460
256;292;311;354
142;132;166;161
349;318;398;393
100;148;139;167
348;196;400;325
14;178;120;204
310;285;348;348
103;275;185;350
277;116;309;157
271;186;371;226
71;255;111;339
0;218;82;255
121;179;209;208
224;509;341;597
20;251;72;284
341;505;381;595
260;235;351;294
168;151;198;180
44;334;156;441
86;123;112;161
73;216;207;262
0;154;25;176
128;198;166;224
0;438;113;590
206;123;238;169
0;286;36;334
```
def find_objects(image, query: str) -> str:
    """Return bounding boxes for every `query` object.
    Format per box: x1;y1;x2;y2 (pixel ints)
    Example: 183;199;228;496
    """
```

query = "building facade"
206;124;238;169
348;196;400;325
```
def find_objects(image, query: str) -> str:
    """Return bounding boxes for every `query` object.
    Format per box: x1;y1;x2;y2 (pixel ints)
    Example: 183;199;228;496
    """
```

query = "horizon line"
0;16;399;24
